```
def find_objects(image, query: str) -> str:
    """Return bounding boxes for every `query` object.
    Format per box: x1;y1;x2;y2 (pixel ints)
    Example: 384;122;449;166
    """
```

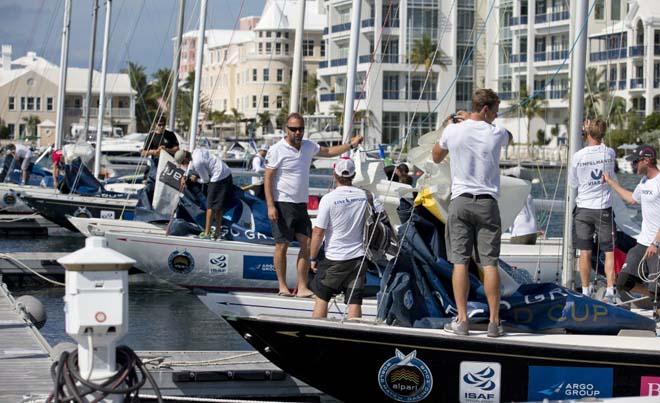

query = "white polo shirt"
188;148;230;183
632;174;660;246
315;186;384;261
438;119;509;199
266;138;320;203
568;144;617;209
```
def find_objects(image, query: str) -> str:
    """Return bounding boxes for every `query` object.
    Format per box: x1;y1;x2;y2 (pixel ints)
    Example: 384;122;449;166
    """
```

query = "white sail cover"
153;150;180;216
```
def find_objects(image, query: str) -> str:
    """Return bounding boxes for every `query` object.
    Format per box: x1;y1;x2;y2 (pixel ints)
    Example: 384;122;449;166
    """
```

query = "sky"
0;0;265;76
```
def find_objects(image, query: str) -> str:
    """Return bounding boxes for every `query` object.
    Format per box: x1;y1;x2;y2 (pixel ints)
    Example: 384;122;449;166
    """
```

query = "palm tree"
22;115;40;140
301;72;319;114
606;96;627;129
584;67;607;119
409;34;447;113
230;108;244;136
257;111;273;134
121;62;151;131
149;68;173;113
518;88;546;154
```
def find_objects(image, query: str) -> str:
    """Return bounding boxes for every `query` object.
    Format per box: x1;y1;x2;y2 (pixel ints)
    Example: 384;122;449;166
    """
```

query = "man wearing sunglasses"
604;145;660;306
264;112;363;297
141;115;180;202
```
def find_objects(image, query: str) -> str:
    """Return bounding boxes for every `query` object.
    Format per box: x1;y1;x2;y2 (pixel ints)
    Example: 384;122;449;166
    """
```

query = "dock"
0;214;62;237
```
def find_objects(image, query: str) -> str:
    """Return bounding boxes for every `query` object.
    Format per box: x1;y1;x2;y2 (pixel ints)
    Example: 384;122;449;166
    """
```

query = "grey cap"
174;149;190;164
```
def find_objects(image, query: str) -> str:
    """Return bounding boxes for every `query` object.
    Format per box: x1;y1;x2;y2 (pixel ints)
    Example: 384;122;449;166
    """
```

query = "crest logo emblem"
590;169;603;180
378;349;433;402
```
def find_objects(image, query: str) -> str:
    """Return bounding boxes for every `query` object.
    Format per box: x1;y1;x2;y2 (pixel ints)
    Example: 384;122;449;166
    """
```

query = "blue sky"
0;0;265;75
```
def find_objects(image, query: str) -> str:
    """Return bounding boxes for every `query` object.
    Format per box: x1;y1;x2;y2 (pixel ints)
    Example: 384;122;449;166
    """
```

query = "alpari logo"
463;367;496;392
378;349;433;402
590;169;603;180
538;382;600;398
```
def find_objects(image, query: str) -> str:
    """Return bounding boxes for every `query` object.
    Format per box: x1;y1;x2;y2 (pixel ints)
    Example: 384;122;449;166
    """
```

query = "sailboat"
213;1;660;401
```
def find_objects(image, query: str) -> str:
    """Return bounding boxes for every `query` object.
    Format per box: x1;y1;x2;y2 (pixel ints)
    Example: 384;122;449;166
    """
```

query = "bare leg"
604;251;615;288
214;209;223;237
204;208;213;235
274;242;291;294
312;299;329;318
578;249;593;289
453;263;469;322
294;233;313;297
347;304;362;319
483;265;501;323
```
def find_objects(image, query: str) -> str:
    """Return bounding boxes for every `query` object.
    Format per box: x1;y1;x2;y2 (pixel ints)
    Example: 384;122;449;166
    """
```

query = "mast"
54;0;72;149
169;0;186;130
94;0;112;178
561;0;589;288
289;0;307;113
342;0;362;145
82;0;99;143
188;0;209;150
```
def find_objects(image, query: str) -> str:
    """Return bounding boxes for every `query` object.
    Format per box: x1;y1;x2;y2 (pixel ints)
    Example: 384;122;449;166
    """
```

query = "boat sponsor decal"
209;253;229;274
640;376;660;396
2;192;16;205
459;362;501;403
377;349;433;402
100;210;115;220
527;366;613;400
167;250;195;274
219;224;272;241
243;255;277;281
159;162;185;190
74;207;92;218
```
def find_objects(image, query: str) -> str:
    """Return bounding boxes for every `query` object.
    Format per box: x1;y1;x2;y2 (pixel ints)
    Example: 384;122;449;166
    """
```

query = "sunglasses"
287;126;305;133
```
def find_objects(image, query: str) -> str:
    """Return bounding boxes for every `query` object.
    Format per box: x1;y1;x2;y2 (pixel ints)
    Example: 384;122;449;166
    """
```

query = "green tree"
149;68;173;114
257;111;273;133
640;112;660;133
175;72;195;136
230;108;244;136
301;72;318;114
536;129;548;145
584;67;607;119
121;62;152;132
518;88;546;153
409;34;447;113
22;115;40;140
606;95;628;129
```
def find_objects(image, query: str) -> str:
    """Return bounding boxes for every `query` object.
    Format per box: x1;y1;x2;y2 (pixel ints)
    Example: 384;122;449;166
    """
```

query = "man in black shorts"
264;113;362;297
604;145;660;305
141;115;179;203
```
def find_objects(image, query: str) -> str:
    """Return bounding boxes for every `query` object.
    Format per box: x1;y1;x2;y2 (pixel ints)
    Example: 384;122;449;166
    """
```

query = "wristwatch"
652;240;660;248
309;257;318;263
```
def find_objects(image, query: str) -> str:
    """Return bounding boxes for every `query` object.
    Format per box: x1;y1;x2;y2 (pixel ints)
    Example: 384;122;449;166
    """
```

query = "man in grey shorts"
432;89;510;337
568;119;617;301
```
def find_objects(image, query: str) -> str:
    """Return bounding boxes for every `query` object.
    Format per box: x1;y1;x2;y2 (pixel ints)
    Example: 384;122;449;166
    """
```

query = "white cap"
259;144;269;151
334;158;356;178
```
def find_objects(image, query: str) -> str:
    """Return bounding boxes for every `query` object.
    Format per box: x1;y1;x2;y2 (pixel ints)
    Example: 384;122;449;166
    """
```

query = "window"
263;95;269;109
7;124;14;137
258;43;263;53
20;97;25;110
276;32;281;38
8;96;14;111
266;31;271;38
276;43;281;54
284;32;289;39
277;69;283;82
266;42;271;53
19;124;25;137
252;68;257;81
252;95;257;108
611;0;621;20
36;97;41;111
26;97;35;111
320;41;326;57
595;0;604;20
276;95;283;108
74;98;81;108
383;73;400;99
285;44;289;54
382;112;400;145
263;68;269;81
303;40;314;56
409;74;437;100
382;39;398;63
259;32;263;38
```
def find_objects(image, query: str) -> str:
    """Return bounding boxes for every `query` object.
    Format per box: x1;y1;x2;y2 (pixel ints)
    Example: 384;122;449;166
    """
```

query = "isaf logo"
209;253;229;274
378;349;433;402
460;362;501;403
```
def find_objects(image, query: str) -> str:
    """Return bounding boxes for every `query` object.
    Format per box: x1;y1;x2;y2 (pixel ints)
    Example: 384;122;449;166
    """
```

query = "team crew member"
604;145;660;303
309;158;383;319
432;88;510;337
175;148;234;240
51;148;65;190
251;144;269;199
142;115;180;202
567;119;618;301
4;143;32;185
265;112;363;298
395;163;413;185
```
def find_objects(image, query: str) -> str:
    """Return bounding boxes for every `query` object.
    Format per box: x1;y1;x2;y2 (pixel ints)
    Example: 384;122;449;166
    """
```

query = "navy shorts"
310;257;366;304
271;201;311;243
207;175;233;210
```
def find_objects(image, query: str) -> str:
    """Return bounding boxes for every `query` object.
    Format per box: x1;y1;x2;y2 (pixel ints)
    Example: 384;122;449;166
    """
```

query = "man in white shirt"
175;148;233;240
604;145;660;304
265;112;363;298
567;119;618;301
250;144;268;199
431;89;510;337
4;143;32;185
309;158;383;318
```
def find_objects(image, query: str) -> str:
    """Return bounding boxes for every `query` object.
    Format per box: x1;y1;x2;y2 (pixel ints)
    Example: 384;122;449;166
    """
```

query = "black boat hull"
224;316;660;402
20;195;136;232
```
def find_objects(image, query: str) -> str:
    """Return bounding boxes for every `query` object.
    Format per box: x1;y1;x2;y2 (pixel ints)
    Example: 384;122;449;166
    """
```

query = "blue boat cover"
377;204;656;334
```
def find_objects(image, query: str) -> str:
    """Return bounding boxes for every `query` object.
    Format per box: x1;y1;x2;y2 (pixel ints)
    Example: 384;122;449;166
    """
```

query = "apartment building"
0;45;135;146
488;0;658;144
316;0;491;147
198;0;324;133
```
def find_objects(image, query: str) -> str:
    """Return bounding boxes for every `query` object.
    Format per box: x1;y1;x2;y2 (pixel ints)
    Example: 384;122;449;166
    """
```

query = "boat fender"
16;295;47;329
74;207;92;218
3;191;17;205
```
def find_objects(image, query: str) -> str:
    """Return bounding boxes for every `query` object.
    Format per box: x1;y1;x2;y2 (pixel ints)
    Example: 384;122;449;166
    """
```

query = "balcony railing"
499;92;516;100
589;48;627;62
550;11;569;21
66;107;132;118
534;52;546;62
319;92;366;102
629;45;645;57
510;54;527;63
510;16;528;25
548;89;568;99
535;14;547;23
619;80;626;90
608;81;617;90
381;54;398;63
331;22;351;33
359;55;372;63
549;50;569;60
655;80;660;89
323;27;328;35
656;46;660;55
384;19;399;28
383;91;399;100
319;60;328;68
361;18;374;28
330;58;347;67
320;93;337;102
630;78;645;89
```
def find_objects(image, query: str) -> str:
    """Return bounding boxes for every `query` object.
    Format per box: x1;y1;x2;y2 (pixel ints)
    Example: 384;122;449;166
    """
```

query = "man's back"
192;148;229;183
569;144;616;209
439;120;508;198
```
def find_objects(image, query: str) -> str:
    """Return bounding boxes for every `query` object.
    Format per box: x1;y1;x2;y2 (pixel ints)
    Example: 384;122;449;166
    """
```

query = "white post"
188;0;209;150
54;0;72;149
561;0;588;288
94;0;112;178
169;0;186;130
342;0;362;144
289;0;307;114
82;0;99;143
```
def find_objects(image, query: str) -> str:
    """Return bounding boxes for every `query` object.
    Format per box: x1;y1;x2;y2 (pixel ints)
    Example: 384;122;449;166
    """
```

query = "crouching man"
309;158;383;319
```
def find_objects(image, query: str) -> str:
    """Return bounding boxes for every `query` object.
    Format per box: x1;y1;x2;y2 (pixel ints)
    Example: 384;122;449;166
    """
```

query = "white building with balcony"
318;0;483;147
0;45;135;146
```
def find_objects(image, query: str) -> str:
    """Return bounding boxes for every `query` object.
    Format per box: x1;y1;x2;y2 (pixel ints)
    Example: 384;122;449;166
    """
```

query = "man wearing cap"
251;144;268;199
2;143;32;185
568;119;618;302
431;88;510;337
604;145;660;303
309;158;383;318
175;148;233;240
142;116;180;202
265;112;363;298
